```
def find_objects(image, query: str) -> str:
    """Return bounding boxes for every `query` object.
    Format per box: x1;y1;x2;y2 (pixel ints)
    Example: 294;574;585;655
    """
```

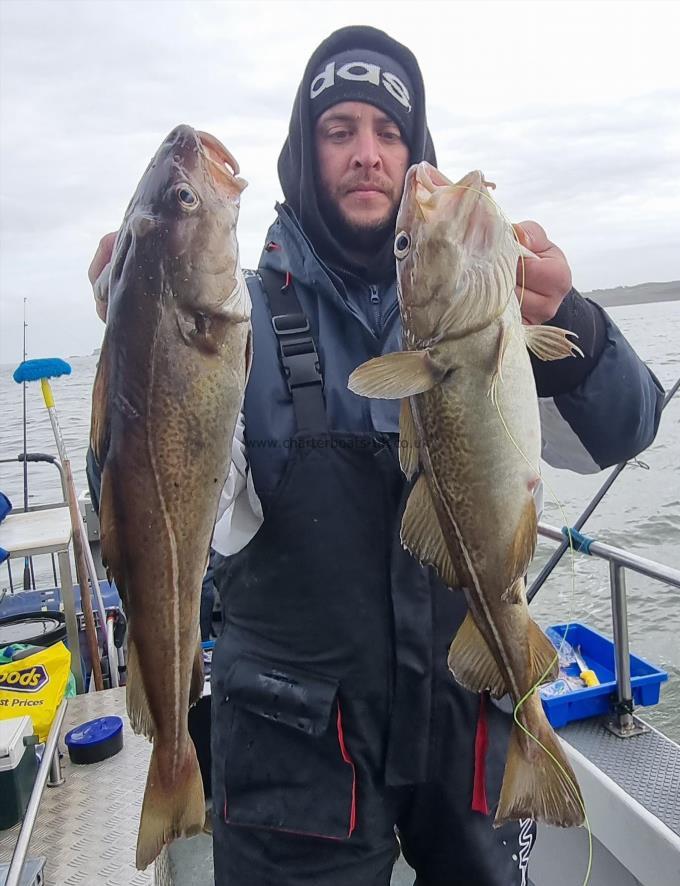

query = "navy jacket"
240;203;664;502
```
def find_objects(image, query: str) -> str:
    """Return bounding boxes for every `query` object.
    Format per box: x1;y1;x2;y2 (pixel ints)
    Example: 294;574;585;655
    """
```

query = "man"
88;25;664;886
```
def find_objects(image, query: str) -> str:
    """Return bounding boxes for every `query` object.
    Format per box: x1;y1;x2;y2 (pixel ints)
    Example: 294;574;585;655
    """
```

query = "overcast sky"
1;0;679;363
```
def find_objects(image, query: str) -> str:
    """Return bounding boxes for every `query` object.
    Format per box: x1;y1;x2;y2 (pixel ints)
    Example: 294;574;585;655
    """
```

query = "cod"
349;162;585;828
90;125;251;868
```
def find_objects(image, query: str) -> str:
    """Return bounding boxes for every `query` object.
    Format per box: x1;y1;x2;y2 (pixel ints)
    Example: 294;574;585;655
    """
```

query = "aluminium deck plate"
0;689;154;886
560;716;680;837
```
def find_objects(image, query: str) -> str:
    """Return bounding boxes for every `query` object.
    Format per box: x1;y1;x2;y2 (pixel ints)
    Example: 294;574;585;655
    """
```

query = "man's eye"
328;129;350;141
380;131;401;142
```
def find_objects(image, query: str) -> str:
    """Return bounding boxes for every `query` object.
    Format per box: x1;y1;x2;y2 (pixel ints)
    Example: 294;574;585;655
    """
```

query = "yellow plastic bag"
0;642;72;741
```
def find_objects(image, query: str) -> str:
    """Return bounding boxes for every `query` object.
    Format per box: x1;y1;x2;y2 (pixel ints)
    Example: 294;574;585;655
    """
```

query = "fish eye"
176;184;199;210
394;231;411;259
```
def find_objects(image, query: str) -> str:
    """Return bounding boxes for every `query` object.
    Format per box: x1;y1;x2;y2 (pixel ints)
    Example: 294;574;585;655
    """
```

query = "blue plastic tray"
540;622;668;728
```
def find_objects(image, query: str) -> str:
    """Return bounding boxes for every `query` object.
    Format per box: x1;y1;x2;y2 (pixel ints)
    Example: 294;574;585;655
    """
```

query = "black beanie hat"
309;49;415;146
277;26;437;283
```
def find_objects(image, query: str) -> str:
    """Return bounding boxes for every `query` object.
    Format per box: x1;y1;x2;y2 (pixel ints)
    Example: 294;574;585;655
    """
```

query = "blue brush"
13;358;71;384
12;362;71;590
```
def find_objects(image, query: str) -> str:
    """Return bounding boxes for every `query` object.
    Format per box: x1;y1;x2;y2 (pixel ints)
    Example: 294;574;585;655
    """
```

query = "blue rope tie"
562;526;595;554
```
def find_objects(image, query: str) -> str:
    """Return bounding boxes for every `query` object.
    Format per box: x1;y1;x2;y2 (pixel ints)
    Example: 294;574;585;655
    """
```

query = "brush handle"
37;376;104;691
63;456;105;691
574;647;600;687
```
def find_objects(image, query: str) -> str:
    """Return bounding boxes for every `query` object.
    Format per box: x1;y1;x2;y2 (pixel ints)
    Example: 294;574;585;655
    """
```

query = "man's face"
315;101;410;247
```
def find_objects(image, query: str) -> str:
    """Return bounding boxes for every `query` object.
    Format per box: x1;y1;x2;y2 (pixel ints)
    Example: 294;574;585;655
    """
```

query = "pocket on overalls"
221;654;356;840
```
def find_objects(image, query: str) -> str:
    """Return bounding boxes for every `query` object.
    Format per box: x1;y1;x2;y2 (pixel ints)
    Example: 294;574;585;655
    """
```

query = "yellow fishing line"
448;179;593;885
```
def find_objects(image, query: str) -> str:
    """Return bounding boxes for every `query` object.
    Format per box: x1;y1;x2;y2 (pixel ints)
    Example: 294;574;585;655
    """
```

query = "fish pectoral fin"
190;640;204;708
523;324;585;362
401;474;460;589
518;243;540;261
495;694;584;828
90;341;111;467
528;618;560;685
488;322;512;406
399;400;419;480
348;350;445;399
501;578;526;605
447;611;507;698
126;639;155;740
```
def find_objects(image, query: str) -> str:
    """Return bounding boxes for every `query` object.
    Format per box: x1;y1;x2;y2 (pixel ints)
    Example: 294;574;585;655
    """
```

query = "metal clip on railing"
538;522;680;737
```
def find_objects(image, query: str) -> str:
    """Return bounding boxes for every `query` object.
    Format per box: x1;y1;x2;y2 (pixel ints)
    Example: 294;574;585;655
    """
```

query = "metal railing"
529;376;680;603
537;522;680;736
4;699;68;886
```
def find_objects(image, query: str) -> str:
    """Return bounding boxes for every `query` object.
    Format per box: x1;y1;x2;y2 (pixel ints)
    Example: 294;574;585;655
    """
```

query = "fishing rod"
21;298;33;590
527;374;680;603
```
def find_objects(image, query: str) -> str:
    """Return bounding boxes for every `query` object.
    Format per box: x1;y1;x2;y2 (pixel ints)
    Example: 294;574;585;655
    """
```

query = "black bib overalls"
210;274;535;886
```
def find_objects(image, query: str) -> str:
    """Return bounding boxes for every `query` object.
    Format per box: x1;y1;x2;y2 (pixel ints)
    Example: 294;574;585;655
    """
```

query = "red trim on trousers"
472;692;490;815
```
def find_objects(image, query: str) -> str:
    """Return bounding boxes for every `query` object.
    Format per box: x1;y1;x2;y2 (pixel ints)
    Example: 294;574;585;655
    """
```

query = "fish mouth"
161;125;247;196
197;130;248;196
410;162;503;256
197;131;240;176
414;163;494;216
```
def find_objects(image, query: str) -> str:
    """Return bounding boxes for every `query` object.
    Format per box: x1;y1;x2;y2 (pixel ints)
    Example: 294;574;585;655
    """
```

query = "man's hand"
88;232;118;323
512;221;572;326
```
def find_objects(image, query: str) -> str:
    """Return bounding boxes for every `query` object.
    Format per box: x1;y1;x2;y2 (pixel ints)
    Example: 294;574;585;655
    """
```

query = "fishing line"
491;401;592;886
448;179;593;885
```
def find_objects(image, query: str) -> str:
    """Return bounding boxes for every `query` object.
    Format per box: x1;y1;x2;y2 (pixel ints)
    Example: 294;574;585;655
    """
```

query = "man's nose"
351;131;382;169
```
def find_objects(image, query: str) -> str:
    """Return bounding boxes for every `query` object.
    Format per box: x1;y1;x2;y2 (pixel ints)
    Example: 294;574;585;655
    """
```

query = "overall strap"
257;268;328;433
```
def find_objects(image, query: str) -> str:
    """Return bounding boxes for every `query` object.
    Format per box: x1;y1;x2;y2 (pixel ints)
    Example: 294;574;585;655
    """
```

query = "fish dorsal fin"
504;496;539;587
399;399;419;480
401;474;460;589
349;350;444;399
523;325;584;361
489;321;512;406
447;611;507;698
528;618;560;685
126;638;155;739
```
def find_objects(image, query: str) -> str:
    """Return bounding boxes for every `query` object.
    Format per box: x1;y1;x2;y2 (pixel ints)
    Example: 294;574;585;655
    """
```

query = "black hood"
278;25;437;283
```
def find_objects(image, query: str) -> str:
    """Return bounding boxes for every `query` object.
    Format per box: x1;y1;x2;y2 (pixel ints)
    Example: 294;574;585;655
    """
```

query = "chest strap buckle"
271;314;310;337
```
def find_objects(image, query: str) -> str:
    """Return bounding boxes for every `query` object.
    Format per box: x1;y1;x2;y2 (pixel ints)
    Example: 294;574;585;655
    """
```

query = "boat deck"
561;717;680;837
0;689;152;886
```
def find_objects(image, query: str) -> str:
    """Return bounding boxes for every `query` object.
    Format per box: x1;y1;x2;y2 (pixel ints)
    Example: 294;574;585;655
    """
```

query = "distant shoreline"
584;280;680;308
2;281;678;369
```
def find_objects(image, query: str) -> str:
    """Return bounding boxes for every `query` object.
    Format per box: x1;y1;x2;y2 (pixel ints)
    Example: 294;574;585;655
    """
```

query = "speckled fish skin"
349;162;584;829
89;125;251;869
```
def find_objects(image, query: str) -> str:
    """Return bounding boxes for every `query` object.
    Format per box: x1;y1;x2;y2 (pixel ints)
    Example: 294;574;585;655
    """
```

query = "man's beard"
318;186;399;254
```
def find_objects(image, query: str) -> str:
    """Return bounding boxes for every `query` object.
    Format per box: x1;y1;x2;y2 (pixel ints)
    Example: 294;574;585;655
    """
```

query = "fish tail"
495;694;584;828
136;739;205;870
